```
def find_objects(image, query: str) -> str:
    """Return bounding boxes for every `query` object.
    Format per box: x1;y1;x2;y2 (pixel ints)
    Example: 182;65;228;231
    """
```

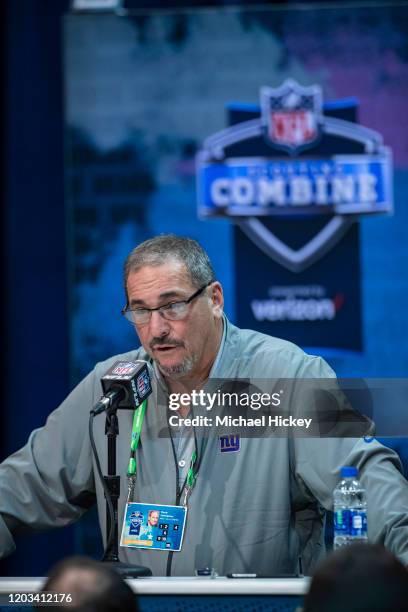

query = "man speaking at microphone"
0;234;407;575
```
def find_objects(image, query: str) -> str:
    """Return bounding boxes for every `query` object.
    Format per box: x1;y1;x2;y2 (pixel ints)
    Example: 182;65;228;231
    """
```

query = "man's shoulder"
227;321;334;378
234;324;303;355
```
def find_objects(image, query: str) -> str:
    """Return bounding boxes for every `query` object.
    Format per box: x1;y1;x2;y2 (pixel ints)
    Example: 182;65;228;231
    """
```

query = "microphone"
91;360;152;415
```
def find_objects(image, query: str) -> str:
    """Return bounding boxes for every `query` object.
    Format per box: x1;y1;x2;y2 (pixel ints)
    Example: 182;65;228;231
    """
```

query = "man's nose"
149;310;171;337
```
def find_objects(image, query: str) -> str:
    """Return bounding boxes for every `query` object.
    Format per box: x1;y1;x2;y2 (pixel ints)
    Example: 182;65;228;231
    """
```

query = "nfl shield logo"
137;370;150;396
112;362;136;376
260;79;322;153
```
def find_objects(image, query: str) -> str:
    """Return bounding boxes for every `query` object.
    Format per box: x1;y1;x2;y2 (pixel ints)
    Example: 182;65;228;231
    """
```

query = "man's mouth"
152;344;183;353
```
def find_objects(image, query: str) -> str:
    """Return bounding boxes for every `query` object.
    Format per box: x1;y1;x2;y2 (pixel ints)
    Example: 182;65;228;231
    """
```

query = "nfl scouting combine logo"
196;79;393;272
261;81;323;153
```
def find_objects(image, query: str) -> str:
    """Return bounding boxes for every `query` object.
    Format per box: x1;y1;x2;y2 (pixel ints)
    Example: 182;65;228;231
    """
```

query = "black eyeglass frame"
121;280;214;324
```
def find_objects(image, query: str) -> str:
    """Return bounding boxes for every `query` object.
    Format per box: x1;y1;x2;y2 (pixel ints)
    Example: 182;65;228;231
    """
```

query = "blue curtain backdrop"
1;0;73;577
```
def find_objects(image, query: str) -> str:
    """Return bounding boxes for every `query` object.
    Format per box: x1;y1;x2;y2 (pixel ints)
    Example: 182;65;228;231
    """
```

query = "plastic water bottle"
333;466;367;549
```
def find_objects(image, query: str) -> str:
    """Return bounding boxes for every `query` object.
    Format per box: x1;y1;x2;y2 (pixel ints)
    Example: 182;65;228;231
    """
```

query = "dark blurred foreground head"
304;543;408;612
40;556;138;612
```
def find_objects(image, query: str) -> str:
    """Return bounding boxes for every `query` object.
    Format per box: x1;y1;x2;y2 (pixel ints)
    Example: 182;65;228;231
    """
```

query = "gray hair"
123;234;215;304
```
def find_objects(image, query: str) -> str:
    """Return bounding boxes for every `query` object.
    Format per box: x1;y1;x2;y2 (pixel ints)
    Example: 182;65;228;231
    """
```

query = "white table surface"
0;576;309;596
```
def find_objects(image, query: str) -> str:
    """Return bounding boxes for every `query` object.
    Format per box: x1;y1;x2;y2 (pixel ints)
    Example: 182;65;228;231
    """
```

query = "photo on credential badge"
121;502;187;552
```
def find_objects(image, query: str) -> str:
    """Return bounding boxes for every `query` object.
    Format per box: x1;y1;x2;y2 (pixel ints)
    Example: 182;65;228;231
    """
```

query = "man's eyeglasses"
122;281;214;326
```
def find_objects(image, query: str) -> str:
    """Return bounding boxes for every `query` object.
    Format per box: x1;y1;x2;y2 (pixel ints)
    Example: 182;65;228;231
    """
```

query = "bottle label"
334;509;350;535
349;509;367;536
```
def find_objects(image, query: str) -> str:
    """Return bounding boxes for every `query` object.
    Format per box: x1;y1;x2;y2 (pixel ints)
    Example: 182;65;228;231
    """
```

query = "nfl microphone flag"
101;360;152;409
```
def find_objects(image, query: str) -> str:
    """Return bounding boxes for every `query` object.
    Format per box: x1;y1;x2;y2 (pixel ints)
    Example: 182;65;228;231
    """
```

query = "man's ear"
210;282;224;318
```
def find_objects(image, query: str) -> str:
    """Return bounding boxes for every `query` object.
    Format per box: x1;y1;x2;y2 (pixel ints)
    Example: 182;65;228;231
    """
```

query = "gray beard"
156;355;196;380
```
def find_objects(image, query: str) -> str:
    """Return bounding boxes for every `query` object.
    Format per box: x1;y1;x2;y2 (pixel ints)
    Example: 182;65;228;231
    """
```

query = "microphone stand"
101;399;151;577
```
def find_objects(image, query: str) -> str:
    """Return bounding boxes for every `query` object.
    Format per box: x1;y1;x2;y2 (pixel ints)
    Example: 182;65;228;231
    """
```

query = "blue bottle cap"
341;466;358;478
